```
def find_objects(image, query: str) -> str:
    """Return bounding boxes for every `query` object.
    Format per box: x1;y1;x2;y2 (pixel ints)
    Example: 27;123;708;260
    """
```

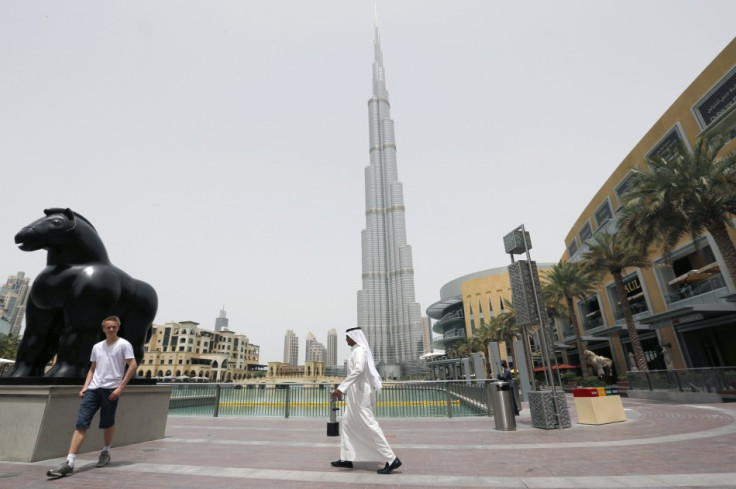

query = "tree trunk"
614;272;648;371
707;220;736;289
567;296;590;377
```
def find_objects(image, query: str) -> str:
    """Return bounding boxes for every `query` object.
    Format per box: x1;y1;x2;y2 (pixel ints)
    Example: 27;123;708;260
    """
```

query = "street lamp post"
504;224;566;430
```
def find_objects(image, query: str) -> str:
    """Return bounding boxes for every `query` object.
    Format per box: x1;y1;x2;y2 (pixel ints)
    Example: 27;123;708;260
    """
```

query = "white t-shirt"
88;337;135;390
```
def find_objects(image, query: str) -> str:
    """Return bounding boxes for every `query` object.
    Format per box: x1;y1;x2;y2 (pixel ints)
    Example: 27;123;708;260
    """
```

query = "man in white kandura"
331;327;402;474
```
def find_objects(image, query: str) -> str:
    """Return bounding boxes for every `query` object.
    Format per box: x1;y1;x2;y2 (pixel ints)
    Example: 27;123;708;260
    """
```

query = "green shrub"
561;371;578;383
577;376;606;387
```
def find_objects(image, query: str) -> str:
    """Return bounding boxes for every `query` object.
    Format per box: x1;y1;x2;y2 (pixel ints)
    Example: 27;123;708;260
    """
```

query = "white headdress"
346;327;382;391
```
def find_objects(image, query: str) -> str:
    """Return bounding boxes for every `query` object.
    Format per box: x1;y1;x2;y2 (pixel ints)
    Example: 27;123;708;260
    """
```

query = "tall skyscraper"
283;329;299;366
305;332;326;363
214;307;229;332
305;332;317;361
356;26;423;378
326;328;337;367
1;272;30;336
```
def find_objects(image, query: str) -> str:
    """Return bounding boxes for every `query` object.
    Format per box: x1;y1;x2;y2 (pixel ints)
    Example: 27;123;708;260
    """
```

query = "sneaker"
47;462;73;477
96;450;111;467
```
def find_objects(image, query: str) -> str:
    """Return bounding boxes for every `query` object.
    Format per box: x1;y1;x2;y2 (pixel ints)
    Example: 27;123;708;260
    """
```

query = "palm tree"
542;261;598;377
494;300;521;346
618;135;736;284
581;231;651;371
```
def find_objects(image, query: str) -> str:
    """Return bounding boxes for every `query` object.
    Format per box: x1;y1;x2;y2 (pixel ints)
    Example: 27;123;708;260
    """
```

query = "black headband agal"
346;327;361;332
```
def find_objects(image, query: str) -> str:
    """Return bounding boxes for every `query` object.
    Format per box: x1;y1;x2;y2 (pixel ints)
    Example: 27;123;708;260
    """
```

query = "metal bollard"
327;395;340;436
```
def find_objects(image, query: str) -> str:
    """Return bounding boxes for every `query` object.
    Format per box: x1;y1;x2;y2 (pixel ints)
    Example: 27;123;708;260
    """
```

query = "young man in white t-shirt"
47;316;137;477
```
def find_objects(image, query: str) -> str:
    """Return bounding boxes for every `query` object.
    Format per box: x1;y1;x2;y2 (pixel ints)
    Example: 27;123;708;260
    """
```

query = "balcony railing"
627;367;736;395
167;380;501;418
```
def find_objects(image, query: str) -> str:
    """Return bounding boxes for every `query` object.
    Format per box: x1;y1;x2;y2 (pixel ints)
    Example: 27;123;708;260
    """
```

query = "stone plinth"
0;384;172;462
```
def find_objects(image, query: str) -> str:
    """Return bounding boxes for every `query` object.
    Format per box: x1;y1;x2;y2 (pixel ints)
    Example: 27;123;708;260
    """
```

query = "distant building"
326;328;337;367
305;332;326;363
426;265;553;380
428;266;555;354
0;272;30;336
140;320;261;382
283;329;299;366
421;317;431;356
214;307;229;331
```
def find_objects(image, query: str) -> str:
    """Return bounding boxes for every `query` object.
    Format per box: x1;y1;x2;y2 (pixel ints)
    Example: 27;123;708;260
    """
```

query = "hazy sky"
2;1;735;365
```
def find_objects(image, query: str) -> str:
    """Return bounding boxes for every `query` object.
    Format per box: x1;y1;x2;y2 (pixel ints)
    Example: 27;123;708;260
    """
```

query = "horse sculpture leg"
119;309;156;368
118;282;158;370
48;323;102;378
6;304;61;377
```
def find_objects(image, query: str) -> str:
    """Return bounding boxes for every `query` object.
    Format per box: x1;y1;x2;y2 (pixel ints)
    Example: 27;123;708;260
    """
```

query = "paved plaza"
1;395;735;489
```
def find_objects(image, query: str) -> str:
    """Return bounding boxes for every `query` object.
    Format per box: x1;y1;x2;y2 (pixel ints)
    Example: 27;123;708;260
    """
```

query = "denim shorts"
76;388;119;430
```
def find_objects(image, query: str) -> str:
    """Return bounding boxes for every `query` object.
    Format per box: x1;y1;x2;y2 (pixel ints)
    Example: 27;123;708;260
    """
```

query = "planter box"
574;395;626;425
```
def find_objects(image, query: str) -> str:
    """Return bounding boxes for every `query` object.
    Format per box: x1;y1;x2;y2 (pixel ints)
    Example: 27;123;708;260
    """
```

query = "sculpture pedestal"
0;384;172;462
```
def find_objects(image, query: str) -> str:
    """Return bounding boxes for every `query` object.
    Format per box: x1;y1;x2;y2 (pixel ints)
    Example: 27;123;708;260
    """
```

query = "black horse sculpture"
6;208;157;378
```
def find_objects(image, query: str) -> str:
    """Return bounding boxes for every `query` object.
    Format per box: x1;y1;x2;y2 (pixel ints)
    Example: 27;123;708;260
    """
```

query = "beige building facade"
138;320;261;382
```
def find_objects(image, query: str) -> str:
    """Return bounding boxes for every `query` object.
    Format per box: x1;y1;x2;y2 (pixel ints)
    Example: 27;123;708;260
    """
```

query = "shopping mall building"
428;37;736;379
560;37;736;375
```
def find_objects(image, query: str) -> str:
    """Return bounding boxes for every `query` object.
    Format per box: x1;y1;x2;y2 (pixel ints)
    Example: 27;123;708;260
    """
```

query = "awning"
668;262;721;285
420;351;446;360
591;324;651;337
533;364;578;372
640;303;736;329
580;335;610;343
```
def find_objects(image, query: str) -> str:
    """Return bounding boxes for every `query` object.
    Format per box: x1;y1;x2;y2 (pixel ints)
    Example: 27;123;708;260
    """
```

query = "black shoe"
331;460;353;468
47;462;73;477
377;457;402;474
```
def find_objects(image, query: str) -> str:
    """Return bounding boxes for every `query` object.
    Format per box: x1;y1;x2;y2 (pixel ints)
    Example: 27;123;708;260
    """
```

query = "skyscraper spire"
357;24;423;379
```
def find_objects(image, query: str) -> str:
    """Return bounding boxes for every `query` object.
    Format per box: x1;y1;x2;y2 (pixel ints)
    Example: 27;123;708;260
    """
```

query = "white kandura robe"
338;344;395;463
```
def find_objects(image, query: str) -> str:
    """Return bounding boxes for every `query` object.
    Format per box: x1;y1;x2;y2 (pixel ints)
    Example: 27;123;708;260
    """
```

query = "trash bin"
490;381;516;431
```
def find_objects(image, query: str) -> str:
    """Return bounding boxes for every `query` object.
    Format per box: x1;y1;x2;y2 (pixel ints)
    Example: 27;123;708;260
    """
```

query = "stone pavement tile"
2;397;736;489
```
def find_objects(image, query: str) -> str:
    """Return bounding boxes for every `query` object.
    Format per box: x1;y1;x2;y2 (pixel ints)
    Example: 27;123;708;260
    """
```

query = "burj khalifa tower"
357;26;423;379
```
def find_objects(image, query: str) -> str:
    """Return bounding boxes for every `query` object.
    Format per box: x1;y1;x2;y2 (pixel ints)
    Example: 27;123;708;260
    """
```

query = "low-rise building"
139;320;262;382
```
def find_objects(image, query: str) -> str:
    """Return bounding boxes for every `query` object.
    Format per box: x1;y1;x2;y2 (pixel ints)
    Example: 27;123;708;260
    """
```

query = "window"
646;126;685;165
594;201;613;228
615;172;636;205
660;243;726;303
578;295;603;331
607;273;648;320
567;239;578;257
579;222;593;244
693;65;736;129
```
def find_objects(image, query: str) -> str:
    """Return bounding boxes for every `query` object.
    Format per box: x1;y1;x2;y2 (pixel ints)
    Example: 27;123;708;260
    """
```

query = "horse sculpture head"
15;208;108;264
